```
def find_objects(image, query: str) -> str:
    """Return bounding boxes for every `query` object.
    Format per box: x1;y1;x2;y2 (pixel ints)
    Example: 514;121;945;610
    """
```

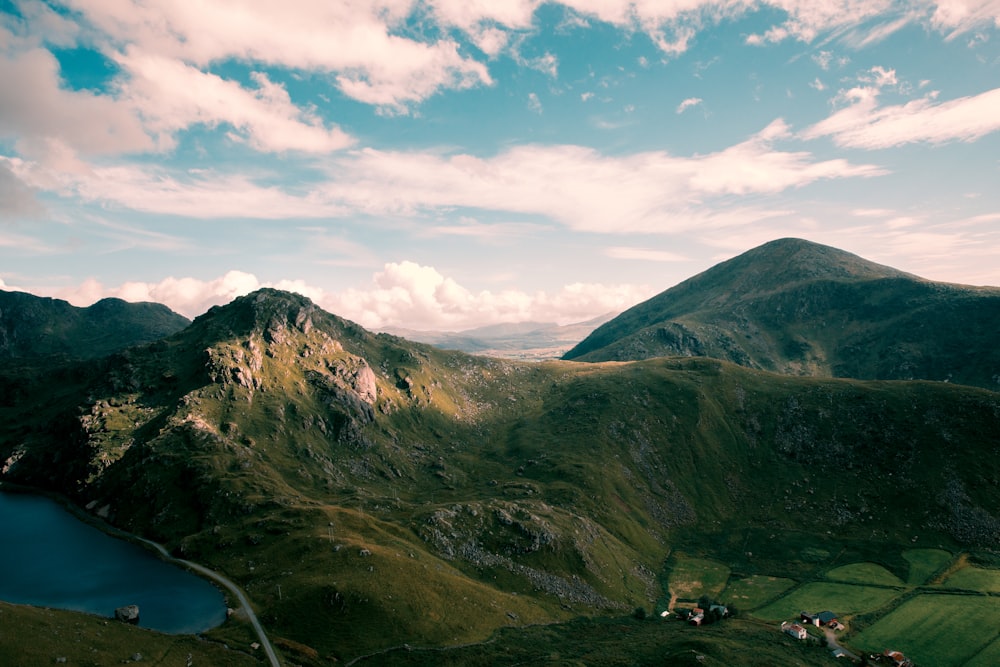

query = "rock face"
115;604;140;624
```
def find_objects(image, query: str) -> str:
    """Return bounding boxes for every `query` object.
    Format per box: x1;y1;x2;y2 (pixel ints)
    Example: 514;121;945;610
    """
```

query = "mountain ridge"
564;238;1000;390
0;289;190;361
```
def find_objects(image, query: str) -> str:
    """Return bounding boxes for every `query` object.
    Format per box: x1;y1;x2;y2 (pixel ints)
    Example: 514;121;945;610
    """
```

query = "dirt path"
823;627;859;662
135;536;282;667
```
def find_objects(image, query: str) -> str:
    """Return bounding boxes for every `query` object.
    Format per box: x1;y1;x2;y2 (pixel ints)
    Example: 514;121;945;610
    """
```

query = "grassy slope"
2;290;1000;662
0;601;258;667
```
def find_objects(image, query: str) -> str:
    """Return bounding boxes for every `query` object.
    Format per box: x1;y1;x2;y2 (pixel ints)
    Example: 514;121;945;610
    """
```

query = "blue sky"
2;1;999;330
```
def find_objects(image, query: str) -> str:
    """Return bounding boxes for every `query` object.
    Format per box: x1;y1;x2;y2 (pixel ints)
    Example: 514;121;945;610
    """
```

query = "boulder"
114;604;140;624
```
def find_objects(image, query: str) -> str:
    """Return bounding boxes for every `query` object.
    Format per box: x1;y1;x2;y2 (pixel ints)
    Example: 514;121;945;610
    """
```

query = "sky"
2;1;999;331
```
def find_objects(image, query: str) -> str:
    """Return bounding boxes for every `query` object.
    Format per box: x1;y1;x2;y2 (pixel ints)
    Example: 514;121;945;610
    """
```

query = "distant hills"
564;238;1000;391
0;290;190;361
387;313;615;359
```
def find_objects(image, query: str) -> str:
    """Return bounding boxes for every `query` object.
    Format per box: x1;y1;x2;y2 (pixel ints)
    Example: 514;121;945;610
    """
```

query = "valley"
1;240;998;666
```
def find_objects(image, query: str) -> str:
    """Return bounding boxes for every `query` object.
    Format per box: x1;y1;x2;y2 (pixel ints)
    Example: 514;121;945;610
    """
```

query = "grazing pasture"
754;582;898;621
722;575;796;610
667;556;731;602
852;594;1000;667
941;566;1000;593
825;562;904;587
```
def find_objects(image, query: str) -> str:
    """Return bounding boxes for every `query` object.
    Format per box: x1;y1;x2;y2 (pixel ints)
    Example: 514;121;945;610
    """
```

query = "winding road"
135;536;282;667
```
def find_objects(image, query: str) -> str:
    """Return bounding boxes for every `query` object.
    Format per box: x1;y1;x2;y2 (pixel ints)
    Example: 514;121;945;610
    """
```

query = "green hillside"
563;238;1000;391
2;288;999;663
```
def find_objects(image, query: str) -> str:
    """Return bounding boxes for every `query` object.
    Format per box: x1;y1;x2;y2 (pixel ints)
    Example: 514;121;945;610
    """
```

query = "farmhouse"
817;611;838;626
801;610;838;627
781;622;808;640
883;649;914;667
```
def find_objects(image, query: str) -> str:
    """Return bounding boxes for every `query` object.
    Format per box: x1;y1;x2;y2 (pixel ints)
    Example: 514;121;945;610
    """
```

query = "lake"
0;491;227;634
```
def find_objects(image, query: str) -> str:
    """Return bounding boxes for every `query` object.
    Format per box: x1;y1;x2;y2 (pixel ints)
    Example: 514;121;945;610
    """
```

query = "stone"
114;604;140;624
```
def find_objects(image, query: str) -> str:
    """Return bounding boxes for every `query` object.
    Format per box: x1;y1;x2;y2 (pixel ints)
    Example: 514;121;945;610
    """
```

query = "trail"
135;536;282;667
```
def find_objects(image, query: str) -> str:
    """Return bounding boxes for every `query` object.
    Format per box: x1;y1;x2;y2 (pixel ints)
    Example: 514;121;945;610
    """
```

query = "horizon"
2;2;999;330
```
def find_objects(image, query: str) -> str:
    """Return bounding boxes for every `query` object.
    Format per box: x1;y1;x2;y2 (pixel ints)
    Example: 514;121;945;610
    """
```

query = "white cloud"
527;92;544;113
114;49;353;153
317;122;883;234
802;83;1000;149
606;246;689;262
32;263;655;330
0;48;153;158
0;159;44;219
11;158;346;219
930;0;1000;38
11;116;885;231
324;261;655;329
59;0;493;112
676;97;704;114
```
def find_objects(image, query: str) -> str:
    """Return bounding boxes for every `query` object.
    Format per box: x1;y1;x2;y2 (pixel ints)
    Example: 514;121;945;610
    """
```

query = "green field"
754;582;899;621
668;556;731;602
903;549;953;585
941;566;1000;593
852;594;1000;667
826;562;904;587
965;634;1000;667
722;575;796;610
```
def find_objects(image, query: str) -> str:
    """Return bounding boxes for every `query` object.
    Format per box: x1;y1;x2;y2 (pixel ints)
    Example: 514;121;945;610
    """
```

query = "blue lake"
0;491;227;634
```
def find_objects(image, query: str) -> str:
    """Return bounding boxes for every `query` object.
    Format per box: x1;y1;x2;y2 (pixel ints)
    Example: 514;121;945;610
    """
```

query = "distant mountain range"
565;238;1000;391
1;242;999;664
0;290;190;361
386;313;615;359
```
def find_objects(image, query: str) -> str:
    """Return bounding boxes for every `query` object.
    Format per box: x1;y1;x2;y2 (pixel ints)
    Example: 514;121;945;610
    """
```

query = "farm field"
754;582;899;621
667;556;730;602
722;575;796;610
964;633;1000;667
826;562;904;587
941;566;1000;593
852;594;1000;667
903;549;953;585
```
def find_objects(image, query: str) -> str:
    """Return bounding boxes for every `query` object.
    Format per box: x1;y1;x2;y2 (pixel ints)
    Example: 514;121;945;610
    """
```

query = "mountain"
563;238;1000;390
2;287;999;664
386;313;615;359
0;289;190;361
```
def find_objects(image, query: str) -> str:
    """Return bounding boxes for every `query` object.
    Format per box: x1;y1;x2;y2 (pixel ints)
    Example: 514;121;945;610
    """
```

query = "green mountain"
0;289;190;361
2;287;999;664
563;238;1000;391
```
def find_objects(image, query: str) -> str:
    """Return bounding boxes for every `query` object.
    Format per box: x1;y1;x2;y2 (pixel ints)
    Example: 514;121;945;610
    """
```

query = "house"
801;610;838;627
709;604;729;618
781;622;808;640
884;650;913;667
817;611;838;627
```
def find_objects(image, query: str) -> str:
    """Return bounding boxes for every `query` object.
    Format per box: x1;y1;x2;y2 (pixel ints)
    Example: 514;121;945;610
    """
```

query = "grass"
826;562;904;587
941;566;1000;593
754;582;899;621
722;575;796;610
667;556;731;603
345;615;830;667
0;601;258;667
903;548;953;585
852;594;1000;667
965;634;1000;667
